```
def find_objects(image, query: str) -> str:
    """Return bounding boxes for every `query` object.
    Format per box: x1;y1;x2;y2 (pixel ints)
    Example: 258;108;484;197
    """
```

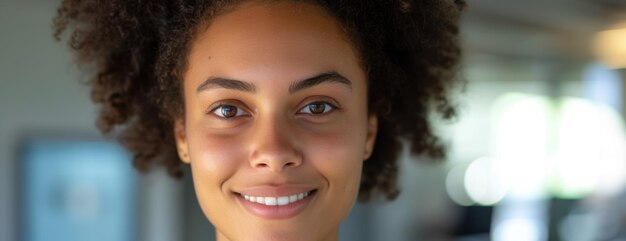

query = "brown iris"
220;105;237;118
308;103;326;114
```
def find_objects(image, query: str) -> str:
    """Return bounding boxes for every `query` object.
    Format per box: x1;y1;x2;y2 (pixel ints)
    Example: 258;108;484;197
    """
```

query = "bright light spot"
492;93;550;199
446;163;475;206
493;218;544;241
551;98;626;198
464;157;509;205
594;27;626;69
491;93;626;199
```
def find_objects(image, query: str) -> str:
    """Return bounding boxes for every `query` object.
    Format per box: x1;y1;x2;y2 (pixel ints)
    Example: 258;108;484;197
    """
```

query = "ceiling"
462;0;626;61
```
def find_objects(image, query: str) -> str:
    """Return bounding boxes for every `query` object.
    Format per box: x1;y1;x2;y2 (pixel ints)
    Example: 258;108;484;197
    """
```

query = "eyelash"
209;104;250;119
297;101;338;115
208;101;339;119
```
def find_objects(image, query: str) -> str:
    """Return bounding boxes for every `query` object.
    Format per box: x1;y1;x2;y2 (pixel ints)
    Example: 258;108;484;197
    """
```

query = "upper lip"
234;184;317;197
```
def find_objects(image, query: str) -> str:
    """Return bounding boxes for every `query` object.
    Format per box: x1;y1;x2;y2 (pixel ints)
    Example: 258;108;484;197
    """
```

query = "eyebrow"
196;71;352;94
288;72;352;93
196;77;256;93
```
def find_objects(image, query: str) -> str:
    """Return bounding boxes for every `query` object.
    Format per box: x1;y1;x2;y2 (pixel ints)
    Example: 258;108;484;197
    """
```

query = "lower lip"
236;191;316;219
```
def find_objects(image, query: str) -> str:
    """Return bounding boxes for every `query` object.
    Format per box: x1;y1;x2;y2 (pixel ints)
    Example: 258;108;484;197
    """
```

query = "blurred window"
20;138;137;241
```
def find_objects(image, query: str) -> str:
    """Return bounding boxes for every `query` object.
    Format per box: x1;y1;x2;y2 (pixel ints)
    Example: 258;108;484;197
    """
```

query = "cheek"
300;121;365;227
187;128;247;193
186;128;249;226
302;117;367;189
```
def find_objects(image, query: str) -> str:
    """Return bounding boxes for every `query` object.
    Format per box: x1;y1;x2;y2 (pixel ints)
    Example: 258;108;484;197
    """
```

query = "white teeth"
265;197;277;206
277;197;289;205
241;191;311;206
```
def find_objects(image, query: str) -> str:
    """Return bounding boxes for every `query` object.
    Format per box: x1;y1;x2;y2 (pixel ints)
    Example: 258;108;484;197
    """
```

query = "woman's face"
174;1;377;241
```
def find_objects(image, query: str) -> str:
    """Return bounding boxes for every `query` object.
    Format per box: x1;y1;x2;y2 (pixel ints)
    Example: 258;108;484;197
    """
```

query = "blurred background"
1;0;626;240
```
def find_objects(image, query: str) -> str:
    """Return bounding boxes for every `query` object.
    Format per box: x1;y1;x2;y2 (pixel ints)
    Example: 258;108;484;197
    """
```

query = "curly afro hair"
53;0;465;201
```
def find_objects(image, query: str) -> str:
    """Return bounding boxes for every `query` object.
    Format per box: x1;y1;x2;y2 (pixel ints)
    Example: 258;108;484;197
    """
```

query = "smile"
235;189;317;219
240;191;311;206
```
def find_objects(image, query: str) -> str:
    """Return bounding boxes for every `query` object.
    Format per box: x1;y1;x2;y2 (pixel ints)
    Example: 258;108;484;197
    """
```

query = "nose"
249;116;303;172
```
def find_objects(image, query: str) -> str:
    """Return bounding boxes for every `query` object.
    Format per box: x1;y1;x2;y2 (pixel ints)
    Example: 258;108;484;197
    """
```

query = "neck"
215;229;339;241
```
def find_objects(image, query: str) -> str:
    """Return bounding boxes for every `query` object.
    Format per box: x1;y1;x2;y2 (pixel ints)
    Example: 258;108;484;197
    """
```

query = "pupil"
221;106;236;117
309;103;325;114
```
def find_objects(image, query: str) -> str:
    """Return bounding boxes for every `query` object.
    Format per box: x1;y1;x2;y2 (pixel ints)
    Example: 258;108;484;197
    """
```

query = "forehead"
185;1;364;85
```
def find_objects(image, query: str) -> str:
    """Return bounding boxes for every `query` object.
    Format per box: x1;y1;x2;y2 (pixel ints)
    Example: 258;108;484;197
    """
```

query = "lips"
234;186;317;219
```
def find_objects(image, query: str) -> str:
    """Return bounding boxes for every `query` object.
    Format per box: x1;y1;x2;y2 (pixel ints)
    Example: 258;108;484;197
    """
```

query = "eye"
298;102;336;115
211;104;249;118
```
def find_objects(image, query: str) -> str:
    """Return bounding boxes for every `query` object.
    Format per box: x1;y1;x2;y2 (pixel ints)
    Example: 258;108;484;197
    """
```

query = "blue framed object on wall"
20;138;137;241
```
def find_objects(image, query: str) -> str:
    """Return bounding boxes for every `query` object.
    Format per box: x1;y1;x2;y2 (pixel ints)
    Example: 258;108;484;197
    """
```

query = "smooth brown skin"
174;2;377;241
